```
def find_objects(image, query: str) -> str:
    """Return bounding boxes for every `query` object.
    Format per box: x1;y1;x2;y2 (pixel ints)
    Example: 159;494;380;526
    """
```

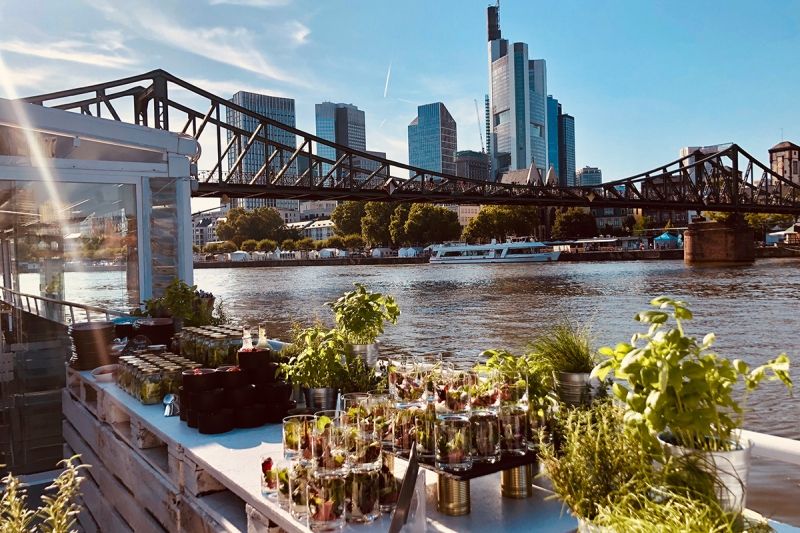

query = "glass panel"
2;180;139;311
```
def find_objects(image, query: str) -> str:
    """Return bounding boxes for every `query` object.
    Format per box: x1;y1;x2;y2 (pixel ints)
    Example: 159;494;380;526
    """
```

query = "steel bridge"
21;70;800;215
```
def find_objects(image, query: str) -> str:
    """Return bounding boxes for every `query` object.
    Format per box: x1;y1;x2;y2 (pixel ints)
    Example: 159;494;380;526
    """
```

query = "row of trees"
332;201;462;246
215;207;301;247
195;233;367;255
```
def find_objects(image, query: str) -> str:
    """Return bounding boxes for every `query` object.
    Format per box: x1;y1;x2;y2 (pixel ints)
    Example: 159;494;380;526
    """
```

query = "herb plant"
328;283;400;345
592;296;792;452
527;320;596;374
280;325;347;389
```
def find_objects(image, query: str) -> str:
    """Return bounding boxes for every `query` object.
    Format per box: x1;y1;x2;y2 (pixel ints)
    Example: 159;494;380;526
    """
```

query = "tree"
551;208;598;240
257;238;277;252
296;237;315;250
219;241;237;253
623;215;637;235
343;233;365;250
389;203;412;246
462;205;540;243
326;235;345;249
215;206;288;246
204;242;219;254
331;201;366;235
241;239;258;252
281;239;297;251
745;213;796;240
192;244;201;253
361;202;396;247
403;204;461;245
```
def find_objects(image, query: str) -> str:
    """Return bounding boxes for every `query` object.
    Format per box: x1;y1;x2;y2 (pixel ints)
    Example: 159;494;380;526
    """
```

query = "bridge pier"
683;219;754;265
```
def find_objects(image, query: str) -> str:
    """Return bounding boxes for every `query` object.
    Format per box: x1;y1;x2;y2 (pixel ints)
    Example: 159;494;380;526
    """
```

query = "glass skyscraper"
558;112;576;187
226;91;299;210
546;96;560;178
487;4;548;179
576;166;602;187
408;102;457;176
315;102;366;176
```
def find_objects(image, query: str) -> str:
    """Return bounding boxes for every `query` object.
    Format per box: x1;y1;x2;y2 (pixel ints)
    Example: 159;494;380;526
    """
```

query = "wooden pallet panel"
246;504;281;533
62;390;181;529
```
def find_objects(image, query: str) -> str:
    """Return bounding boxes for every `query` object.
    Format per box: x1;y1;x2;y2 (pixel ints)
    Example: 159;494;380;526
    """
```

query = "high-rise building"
408;102;457;175
769;141;800;186
558;111;575;186
315;102;367;176
455;150;490;181
226;91;299;211
487;4;548;179
546;96;560;178
576;166;602;187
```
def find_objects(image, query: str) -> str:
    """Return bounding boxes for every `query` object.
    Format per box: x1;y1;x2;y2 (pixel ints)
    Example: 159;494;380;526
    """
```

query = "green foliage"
539;402;653;521
215;206;290;246
325;235;345;249
141;278;224;327
331;201;366;236
256;238;277;252
342;234;365;250
551;208;598;240
219;241;237;253
402;204;461;245
203;242;220;254
361;202;397;247
479;348;558;420
280;324;347;388
328;283;400;345
705;211;796;240
1;455;88;533
461;205;540;243
389;203;412;245
281;239;297;251
340;349;382;393
296;237;315;250
192;244;201;253
592;296;792;452
240;239;258;252
527;321;597;374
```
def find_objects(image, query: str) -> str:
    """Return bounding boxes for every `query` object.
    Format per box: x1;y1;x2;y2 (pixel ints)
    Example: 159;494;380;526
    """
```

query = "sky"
1;0;799;213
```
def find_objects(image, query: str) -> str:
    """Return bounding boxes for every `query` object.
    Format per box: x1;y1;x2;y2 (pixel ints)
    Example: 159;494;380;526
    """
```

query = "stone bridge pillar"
683;219;754;264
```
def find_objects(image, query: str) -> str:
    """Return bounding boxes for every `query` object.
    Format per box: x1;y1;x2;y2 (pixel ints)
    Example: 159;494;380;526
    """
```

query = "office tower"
558;110;575;187
456;150;490;181
547;96;560;177
487;4;548;179
769;141;800;186
576;166;602;186
226;91;299;210
408;102;457;175
315;102;367;176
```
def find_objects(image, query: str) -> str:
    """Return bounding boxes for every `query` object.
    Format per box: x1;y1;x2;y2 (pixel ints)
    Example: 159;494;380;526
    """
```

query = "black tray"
387;449;538;481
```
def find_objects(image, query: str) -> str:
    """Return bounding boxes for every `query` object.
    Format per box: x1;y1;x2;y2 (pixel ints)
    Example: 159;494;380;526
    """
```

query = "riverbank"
194;245;800;269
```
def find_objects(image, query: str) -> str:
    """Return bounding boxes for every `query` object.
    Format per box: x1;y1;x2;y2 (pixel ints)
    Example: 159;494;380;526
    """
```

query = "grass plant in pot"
280;325;347;410
528;321;600;407
592;296;792;514
327;283;400;368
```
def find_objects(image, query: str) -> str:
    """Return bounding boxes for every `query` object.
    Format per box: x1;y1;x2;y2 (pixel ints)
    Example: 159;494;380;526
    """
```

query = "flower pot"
345;343;380;368
556;372;599;407
305;387;338;411
658;432;753;514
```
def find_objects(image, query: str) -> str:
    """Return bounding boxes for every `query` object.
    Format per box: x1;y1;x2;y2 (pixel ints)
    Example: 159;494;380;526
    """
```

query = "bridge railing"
0;286;131;325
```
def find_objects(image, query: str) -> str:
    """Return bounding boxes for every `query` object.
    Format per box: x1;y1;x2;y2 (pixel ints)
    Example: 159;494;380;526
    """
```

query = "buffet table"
63;368;577;532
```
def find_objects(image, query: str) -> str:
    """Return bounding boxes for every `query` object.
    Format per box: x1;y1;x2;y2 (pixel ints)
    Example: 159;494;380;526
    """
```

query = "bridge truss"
21;70;800;214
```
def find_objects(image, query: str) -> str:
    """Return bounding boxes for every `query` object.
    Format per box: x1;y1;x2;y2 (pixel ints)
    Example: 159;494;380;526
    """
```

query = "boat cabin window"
507;247;534;255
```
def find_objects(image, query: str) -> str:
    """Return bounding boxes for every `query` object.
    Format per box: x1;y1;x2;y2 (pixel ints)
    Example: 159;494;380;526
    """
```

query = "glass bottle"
239;326;254;353
255;323;270;351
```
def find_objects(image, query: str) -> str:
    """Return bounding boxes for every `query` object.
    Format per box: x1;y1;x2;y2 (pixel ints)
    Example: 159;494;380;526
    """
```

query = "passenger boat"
429;238;560;264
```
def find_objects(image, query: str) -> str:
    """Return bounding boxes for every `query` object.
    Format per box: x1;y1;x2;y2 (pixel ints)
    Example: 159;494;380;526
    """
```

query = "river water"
24;259;800;523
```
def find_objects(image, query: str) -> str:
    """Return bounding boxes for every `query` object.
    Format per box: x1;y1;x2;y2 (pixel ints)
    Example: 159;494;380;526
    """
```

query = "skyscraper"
558;110;576;187
576;166;602;186
315;102;367;176
408;102;457;175
546;96;560;178
487;4;548;179
456;150;490;181
226;91;299;211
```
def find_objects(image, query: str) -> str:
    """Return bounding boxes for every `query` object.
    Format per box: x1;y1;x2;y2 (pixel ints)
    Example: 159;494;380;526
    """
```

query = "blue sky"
1;0;799;212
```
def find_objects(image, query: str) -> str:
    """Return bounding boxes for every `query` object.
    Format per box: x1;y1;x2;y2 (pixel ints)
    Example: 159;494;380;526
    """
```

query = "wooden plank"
64;443;100;533
74;463;134;533
178;494;239;533
62;391;181;528
181;453;227;497
64;421;167;533
246;504;281;533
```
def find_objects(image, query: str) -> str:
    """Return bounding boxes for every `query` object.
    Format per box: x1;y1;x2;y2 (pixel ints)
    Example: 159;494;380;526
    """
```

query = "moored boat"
429;238;560;264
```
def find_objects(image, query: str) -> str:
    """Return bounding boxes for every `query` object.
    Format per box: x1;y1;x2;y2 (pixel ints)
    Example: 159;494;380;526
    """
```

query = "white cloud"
87;0;308;87
208;0;291;7
289;21;311;45
0;33;137;69
0;64;48;94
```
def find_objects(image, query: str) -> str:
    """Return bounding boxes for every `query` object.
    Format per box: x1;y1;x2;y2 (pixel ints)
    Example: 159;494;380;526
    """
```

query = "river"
22;259;800;523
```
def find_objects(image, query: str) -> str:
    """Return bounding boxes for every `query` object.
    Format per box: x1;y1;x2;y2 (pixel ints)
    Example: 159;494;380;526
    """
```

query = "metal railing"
0;286;132;325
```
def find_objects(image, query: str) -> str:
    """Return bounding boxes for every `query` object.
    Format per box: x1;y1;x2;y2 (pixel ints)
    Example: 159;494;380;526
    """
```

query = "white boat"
429;238;561;264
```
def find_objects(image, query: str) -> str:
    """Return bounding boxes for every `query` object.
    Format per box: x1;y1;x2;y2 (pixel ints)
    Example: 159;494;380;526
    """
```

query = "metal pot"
658;432;753;513
345;342;380;367
305;387;338;411
556;372;599;407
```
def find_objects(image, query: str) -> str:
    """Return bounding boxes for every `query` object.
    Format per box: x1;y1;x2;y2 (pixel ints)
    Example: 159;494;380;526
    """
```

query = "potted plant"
528;321;601;407
592;296;792;513
280;325;347;410
327;283;400;367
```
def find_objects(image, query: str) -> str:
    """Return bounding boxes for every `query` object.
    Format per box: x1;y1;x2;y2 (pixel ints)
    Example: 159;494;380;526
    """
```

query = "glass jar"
208;334;228;367
498;404;528;455
345;467;380;523
140;369;163;405
392;405;419;456
283;415;315;462
435;414;472;472
308;468;346;530
470;409;500;463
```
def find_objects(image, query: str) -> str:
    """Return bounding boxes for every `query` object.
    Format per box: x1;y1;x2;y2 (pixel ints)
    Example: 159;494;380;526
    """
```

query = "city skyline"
0;0;798;213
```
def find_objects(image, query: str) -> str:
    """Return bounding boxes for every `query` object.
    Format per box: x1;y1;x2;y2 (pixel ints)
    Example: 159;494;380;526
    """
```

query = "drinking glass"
470;410;500;463
498;404;528;455
308;469;346;531
283;414;315;462
341;392;370;427
435;414;472;472
367;392;394;447
345;467;380;523
392;405;421;456
288;460;312;519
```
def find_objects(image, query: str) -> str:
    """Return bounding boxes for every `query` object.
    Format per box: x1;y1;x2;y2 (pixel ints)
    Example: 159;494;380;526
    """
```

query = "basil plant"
592;296;792;453
328;283;400;345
